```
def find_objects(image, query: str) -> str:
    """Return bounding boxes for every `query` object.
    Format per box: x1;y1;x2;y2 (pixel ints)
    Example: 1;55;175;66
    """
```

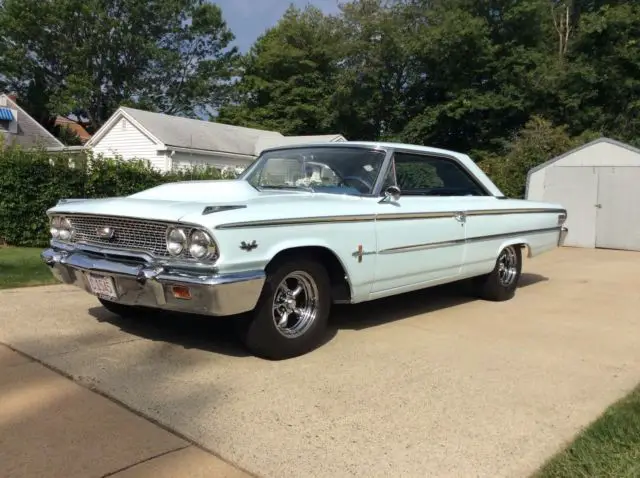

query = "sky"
214;0;342;52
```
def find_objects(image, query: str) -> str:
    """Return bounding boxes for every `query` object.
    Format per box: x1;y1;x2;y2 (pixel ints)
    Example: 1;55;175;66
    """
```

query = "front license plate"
87;274;118;300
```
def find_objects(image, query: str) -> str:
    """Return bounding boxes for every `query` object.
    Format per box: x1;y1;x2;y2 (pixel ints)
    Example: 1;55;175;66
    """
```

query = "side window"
393;153;487;196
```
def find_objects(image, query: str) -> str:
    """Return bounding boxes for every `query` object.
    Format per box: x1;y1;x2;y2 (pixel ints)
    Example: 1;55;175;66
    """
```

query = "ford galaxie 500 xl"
42;142;568;359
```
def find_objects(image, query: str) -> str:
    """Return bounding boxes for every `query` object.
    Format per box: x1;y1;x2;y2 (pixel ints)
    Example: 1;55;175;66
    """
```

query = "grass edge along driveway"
0;246;58;289
534;383;640;478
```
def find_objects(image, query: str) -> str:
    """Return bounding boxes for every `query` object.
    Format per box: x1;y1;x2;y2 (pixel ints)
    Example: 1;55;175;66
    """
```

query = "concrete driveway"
1;248;639;478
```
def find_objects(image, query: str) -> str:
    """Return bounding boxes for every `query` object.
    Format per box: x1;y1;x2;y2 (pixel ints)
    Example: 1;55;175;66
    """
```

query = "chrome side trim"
379;226;562;255
466;208;567;216
466;226;561;244
376;211;455;221
216;208;567;229
380;238;464;254
216;214;377;229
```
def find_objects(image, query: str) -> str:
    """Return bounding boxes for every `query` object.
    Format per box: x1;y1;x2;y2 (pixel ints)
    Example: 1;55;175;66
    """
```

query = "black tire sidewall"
240;258;331;360
479;245;522;301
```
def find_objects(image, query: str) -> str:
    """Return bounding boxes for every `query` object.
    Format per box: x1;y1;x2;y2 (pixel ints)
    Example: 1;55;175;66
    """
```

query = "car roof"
261;141;468;160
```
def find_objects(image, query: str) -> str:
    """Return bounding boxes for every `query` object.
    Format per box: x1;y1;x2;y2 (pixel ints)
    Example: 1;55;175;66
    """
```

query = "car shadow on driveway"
88;307;252;357
87;273;548;356
332;272;548;331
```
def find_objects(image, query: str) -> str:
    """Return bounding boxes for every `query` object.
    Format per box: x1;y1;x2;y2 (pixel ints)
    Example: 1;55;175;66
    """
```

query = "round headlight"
58;217;74;241
166;228;187;256
50;217;61;239
189;230;216;259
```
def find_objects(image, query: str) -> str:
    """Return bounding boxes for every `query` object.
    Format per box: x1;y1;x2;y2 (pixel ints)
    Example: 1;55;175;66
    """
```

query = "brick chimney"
7;92;17;103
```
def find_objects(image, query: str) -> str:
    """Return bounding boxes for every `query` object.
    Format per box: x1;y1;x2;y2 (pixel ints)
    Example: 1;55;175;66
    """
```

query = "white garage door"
544;166;598;248
595;167;640;251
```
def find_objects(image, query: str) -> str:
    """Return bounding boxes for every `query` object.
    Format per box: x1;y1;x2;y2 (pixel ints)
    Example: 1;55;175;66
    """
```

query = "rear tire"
474;245;522;302
237;257;331;360
98;298;140;318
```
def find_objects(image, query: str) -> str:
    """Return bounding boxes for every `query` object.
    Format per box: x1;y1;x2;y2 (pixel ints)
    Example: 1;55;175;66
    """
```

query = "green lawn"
0;247;59;289
534;384;640;478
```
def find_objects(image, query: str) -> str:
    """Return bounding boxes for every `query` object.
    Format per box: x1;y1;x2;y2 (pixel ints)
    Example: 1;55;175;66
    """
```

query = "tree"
400;0;565;159
559;2;640;145
482;116;598;198
217;5;341;135
329;0;412;140
0;0;238;131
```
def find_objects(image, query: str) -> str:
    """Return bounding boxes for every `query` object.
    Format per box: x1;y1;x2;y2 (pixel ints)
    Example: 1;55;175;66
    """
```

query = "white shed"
526;138;640;251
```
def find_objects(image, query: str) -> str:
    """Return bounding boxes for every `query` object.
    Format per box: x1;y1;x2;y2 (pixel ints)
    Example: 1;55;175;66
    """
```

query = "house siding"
91;118;166;170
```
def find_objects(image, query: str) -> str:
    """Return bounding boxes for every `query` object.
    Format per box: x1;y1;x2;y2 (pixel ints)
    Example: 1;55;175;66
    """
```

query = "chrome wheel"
497;246;518;287
272;271;319;338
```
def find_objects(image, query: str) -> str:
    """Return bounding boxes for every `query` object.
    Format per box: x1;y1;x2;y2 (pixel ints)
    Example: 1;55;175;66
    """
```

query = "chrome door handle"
454;212;466;223
595;204;602;209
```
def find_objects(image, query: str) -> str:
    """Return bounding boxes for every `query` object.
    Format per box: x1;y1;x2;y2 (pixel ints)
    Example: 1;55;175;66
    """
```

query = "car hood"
47;179;365;224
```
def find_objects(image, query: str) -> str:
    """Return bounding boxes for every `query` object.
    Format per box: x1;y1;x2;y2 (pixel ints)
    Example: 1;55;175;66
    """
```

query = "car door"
370;151;472;296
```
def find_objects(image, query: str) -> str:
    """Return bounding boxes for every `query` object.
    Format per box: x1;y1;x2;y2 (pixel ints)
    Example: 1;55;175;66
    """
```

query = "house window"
0;107;14;132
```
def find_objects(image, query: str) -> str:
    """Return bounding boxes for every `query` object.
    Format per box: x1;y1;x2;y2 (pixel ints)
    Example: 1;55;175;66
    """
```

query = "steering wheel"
340;176;373;193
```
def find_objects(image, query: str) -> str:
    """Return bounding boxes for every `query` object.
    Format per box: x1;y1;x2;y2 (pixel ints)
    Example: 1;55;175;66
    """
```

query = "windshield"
240;146;387;196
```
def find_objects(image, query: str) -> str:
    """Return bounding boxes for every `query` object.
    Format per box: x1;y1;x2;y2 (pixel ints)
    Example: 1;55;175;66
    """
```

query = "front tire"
238;258;331;360
474;245;522;301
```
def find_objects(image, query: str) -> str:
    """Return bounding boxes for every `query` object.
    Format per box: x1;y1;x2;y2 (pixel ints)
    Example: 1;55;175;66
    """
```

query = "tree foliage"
481;116;600;198
2;0;640;198
218;0;640;197
218;5;342;135
0;0;239;130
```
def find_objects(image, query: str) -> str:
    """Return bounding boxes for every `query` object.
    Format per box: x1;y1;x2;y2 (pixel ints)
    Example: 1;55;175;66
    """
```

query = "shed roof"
527;137;640;178
524;137;640;200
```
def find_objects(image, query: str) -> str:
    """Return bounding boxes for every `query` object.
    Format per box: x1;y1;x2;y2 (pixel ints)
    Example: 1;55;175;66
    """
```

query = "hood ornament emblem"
97;226;116;241
240;240;258;251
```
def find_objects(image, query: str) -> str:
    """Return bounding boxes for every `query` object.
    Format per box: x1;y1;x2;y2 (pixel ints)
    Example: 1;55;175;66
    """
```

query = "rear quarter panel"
462;199;566;277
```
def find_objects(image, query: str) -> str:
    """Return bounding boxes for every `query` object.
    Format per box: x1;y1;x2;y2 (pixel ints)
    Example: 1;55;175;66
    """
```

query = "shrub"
0;145;231;247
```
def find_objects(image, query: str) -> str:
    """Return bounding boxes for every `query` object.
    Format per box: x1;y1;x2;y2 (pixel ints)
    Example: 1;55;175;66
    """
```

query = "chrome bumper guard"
558;227;569;246
41;248;265;316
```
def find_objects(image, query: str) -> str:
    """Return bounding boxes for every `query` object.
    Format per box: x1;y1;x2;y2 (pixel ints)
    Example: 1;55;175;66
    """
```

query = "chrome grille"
66;214;195;258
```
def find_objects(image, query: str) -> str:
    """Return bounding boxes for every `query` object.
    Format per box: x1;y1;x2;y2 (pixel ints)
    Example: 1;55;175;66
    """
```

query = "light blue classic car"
42;142;568;359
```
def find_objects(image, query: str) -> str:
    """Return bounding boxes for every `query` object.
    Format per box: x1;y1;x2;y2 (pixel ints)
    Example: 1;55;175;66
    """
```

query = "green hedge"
0;146;232;247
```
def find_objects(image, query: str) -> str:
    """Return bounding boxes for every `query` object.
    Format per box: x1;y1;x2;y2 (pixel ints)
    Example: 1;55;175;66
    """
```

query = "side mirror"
381;185;401;202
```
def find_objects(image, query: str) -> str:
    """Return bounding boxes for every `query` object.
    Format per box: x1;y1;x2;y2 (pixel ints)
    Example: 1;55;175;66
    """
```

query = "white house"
85;106;346;173
526;137;640;251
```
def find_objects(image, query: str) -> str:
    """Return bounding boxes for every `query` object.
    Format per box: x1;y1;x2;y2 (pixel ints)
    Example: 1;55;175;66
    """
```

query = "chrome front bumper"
41;248;265;316
558;227;569;246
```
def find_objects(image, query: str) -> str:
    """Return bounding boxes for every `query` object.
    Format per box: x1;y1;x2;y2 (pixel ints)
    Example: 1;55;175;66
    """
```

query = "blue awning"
0;107;14;121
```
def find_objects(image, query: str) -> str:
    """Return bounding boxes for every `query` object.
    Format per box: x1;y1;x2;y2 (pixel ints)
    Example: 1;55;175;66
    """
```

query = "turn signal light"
172;286;192;300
